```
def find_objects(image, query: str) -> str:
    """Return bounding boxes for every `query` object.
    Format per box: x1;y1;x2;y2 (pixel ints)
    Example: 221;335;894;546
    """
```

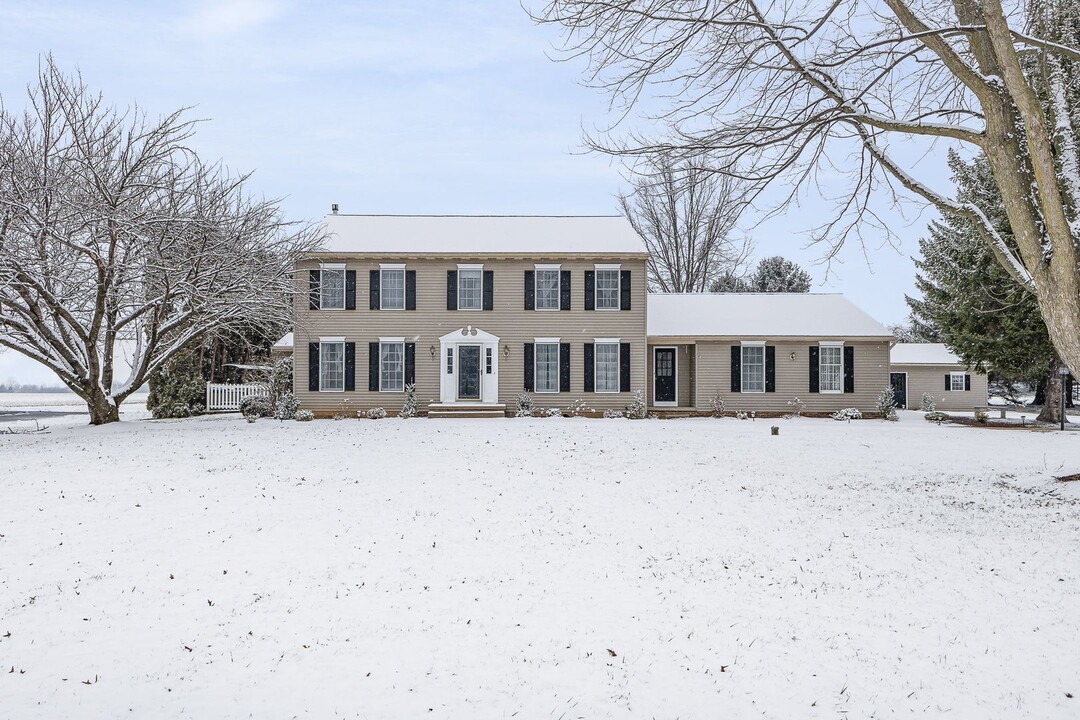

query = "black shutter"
524;271;535;310
809;346;819;393
308;342;319;391
483;270;494;310
405;270;416;310
369;270;380;310
446;270;457;311
843;346;855;394
345;270;356;310
523;343;534;391
584;271;595;311
405;343;415;385
730;346;741;392
619;342;631;392
965;374;971;391
560;343;571;392
945;374;951;390
368;342;379;391
620;270;631;311
765;345;776;393
583;343;594;392
344;342;355;391
309;270;320;310
560;270;571;311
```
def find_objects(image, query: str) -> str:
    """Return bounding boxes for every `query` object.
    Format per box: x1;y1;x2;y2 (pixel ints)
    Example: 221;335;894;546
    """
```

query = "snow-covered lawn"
1;412;1078;718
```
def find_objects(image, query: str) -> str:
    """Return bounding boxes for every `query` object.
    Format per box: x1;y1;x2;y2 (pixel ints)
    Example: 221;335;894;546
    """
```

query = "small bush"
603;408;624;419
566;399;591;417
786;397;805;419
274;392;299;420
924;410;950;424
240;395;272;420
295;409;314;422
626;389;647;419
515;392;535;418
366;407;387;420
268;356;293;409
156;402;194;419
831;407;862;421
400;384;418;419
540;407;563;418
735;410;749;420
876;387;899;421
709;392;726;418
919;392;937;412
975;409;989;424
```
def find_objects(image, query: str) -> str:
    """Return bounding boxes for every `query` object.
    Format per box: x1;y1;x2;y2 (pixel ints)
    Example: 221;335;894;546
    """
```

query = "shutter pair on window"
522;343;571;392
583;271;633;311
729;346;776;392
446;270;494;310
368;271;417;310
946;374;972;391
307;343;357;391
308;270;357;310
523;270;572;310
366;343;416;391
807;346;856;393
582;343;632;392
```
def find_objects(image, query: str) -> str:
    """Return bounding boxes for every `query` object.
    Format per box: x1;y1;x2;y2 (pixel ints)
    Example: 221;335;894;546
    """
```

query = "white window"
381;267;405;310
320;268;345;310
319;341;345;392
595;342;620;392
535;269;560;310
380;342;404;392
535;342;559;392
459;268;482;310
950;372;966;391
595;269;620;310
741;345;765;393
819;345;843;393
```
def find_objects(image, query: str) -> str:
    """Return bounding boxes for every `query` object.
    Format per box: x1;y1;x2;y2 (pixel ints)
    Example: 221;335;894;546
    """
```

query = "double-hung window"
595;268;620;310
320;267;345;310
741;344;765;393
535;268;560;310
949;372;966;391
458;267;482;310
320;340;345;392
535;342;560;392
380;341;405;392
819;345;843;393
595;342;620;392
380;267;405;310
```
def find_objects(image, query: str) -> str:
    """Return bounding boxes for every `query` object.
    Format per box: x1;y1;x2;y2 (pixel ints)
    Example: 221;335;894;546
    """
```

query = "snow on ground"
1;411;1078;718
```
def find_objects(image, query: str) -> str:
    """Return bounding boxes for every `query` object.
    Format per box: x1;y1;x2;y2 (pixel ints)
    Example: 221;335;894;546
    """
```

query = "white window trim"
594;264;621;270
949;371;967;391
534;341;561;394
457;265;484;311
317;264;346;311
318;339;345;393
457;263;483;270
740;342;766;394
818;340;845;347
652;345;678;405
379;340;406;393
594;341;622;395
379;263;406;269
594;266;621;312
534;265;561;312
379;266;406;311
319;263;345;269
818;344;844;394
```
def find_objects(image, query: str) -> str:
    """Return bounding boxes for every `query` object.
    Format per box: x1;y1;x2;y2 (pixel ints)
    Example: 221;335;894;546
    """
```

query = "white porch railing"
205;382;269;412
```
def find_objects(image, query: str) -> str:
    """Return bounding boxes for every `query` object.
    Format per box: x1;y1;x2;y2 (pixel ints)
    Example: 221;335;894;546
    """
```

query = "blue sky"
0;0;933;385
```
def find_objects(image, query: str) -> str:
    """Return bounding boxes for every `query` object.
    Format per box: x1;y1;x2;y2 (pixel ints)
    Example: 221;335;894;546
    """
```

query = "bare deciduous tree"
537;0;1080;377
619;153;752;292
0;59;322;424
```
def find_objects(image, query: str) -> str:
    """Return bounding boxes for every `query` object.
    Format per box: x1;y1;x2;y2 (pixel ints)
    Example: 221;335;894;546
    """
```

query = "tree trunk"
1036;358;1065;424
87;389;121;425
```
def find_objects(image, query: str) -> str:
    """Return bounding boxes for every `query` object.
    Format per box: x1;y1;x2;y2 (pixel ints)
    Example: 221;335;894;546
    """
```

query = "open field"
1;412;1078;718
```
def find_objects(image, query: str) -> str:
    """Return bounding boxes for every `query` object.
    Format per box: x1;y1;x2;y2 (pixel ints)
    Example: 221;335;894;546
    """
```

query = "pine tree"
709;256;811;292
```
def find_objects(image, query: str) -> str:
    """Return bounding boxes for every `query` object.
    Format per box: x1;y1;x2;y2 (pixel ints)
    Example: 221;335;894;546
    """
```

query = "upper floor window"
741;344;765;393
381;266;405;310
459;267;482;310
595;268;620;310
819;345;843;393
535;268;560;311
320;266;345;310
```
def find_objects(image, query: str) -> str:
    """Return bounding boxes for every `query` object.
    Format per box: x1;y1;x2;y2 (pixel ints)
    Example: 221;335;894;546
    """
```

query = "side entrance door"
890;372;907;409
458;345;481;400
654;348;677;404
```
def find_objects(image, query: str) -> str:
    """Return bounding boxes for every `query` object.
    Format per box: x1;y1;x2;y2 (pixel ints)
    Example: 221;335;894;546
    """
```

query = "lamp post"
1062;364;1070;431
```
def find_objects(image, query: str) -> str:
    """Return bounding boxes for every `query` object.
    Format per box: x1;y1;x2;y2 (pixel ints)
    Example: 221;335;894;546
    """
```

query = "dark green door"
458;345;481;399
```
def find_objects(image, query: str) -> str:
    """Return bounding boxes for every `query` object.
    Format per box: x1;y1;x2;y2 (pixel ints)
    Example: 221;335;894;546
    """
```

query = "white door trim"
439;326;500;405
653;345;678;407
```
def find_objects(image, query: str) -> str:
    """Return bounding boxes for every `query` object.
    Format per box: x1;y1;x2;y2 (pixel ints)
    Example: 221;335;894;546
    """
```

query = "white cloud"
181;0;284;39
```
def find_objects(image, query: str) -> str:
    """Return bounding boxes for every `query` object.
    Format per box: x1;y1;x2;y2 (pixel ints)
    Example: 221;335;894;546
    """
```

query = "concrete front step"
426;402;507;419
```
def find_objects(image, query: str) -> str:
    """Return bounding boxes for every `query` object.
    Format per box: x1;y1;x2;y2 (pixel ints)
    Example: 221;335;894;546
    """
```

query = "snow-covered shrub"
786;397;805;419
924;410;949;424
268;356;293;409
831;407;862;421
542;407;563;418
147;348;205;419
876;387;899;421
240;395;272;420
920;392;937;412
627;389;647;419
295;409;314;422
709;392;726;418
157;402;194;419
603;408;624;419
366;407;387;420
515;392;535;418
974;409;989;424
566;399;591;417
399;384;417;419
735;410;749;420
274;392;299;420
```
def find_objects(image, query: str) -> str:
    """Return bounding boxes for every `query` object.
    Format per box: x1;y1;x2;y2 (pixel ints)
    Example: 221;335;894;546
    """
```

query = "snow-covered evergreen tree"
400;384;417;419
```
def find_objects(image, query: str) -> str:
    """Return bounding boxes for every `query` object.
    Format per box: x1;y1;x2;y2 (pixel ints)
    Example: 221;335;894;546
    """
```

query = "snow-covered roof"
890;343;963;366
272;332;293;351
646;293;892;338
318;214;648;256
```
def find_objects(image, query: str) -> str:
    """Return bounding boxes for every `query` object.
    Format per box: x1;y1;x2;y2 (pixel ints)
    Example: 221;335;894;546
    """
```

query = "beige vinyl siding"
893;364;988;411
294;255;648;414
646;344;694;407
691;339;891;413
